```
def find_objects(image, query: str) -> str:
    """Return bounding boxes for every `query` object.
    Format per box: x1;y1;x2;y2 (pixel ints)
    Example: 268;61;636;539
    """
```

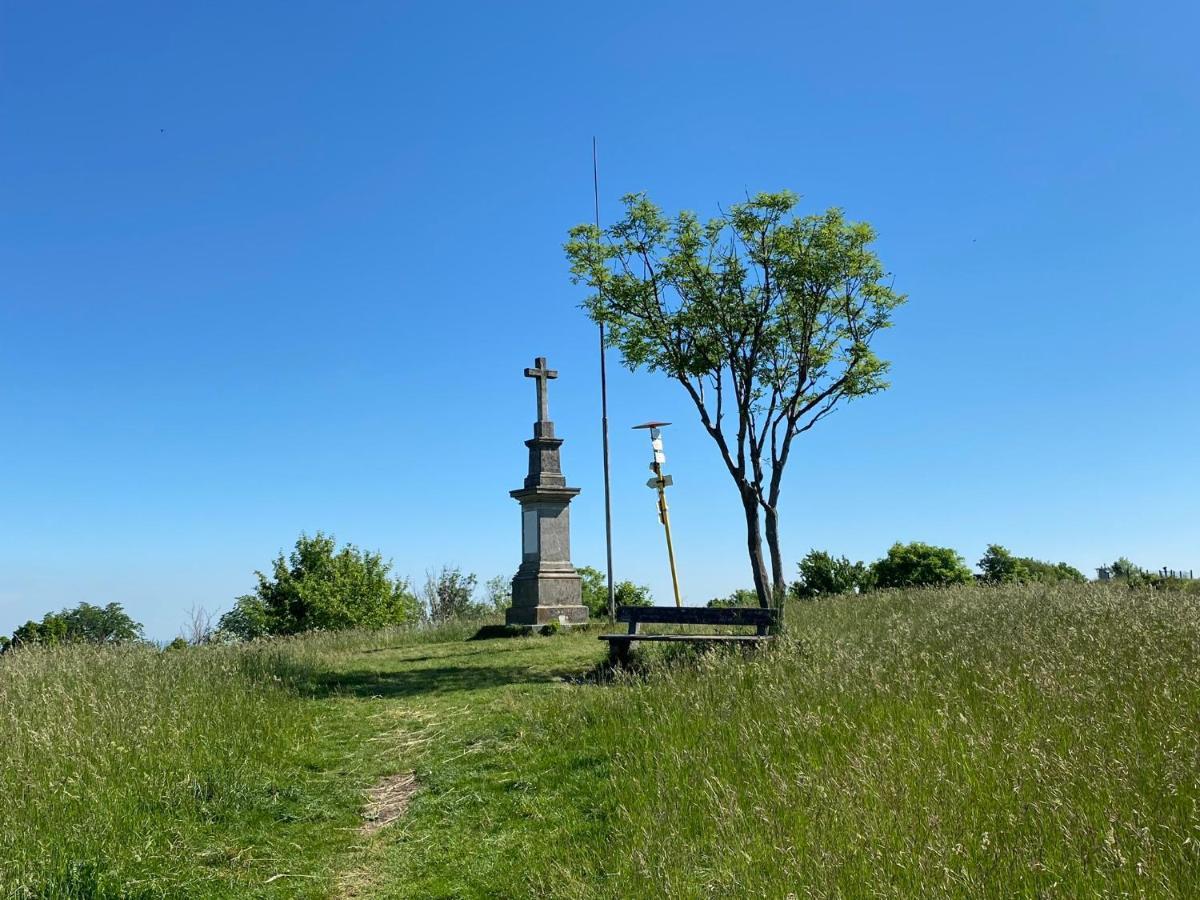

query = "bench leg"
608;639;631;666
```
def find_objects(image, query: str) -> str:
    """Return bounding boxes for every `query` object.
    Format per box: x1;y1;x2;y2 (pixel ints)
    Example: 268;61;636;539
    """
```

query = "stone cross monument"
506;356;587;627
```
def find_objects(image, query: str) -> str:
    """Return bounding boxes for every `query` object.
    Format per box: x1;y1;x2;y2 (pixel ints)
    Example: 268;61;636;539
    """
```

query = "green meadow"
3;583;1198;898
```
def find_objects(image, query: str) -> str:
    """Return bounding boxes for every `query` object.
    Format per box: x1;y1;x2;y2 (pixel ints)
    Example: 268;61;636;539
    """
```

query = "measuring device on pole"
633;421;682;607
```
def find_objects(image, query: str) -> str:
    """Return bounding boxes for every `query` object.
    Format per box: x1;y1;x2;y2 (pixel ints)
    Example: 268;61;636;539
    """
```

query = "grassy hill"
3;583;1199;897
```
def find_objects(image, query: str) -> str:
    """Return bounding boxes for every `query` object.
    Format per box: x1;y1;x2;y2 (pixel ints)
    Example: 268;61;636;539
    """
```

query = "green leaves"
566;189;906;603
565;190;904;416
577;565;653;619
872;542;974;588
792;550;875;598
5;602;143;649
218;532;420;639
979;545;1087;585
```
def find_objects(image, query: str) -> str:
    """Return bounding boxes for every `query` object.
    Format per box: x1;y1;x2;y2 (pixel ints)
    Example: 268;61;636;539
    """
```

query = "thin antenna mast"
593;137;616;622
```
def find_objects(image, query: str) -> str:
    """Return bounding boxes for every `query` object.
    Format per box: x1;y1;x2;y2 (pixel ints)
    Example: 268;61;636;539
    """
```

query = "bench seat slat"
603;605;779;664
598;633;772;644
616;605;778;627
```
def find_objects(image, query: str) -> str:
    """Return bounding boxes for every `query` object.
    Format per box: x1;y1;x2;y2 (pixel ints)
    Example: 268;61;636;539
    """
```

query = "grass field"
3;583;1199;897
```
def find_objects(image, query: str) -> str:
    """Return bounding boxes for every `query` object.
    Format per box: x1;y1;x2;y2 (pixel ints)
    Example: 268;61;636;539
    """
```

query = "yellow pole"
651;457;682;608
635;421;682;608
658;485;682;607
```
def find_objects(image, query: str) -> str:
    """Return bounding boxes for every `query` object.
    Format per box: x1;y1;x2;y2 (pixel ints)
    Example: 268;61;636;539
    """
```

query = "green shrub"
1102;558;1200;593
423;565;486;623
218;532;420;639
707;588;760;608
872;541;972;588
791;550;875;599
977;544;1028;583
1109;557;1145;579
979;545;1085;584
1022;558;1086;584
579;566;652;618
578;566;606;615
6;602;143;650
483;574;512;613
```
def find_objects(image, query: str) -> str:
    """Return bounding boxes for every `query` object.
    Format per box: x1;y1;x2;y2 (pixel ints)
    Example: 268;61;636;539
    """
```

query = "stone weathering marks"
506;357;587;627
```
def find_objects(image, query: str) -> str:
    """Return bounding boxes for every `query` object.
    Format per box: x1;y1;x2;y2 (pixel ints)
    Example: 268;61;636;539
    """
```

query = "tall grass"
0;616;507;898
6;585;1199;897
525;583;1200;897
0;642;317;897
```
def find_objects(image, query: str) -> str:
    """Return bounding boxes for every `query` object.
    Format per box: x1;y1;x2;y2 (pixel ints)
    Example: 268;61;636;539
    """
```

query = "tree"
977;545;1030;584
614;580;653;611
423;565;481;623
181;604;217;645
61;603;143;643
5;602;143;649
578;566;607;618
1110;557;1145;580
217;532;419;639
567;192;904;607
483;575;511;614
791;550;874;599
707;588;759;608
217;595;273;641
578;566;652;618
1023;559;1086;584
979;545;1085;585
872;542;972;589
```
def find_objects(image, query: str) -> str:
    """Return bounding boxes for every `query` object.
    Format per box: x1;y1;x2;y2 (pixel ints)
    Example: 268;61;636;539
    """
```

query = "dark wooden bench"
599;605;779;664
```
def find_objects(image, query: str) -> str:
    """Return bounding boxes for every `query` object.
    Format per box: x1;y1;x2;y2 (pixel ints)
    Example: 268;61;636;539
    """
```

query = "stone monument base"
507;568;587;627
505;604;589;627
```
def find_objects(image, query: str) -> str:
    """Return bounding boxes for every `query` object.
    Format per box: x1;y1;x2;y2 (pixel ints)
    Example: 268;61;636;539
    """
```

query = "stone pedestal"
507;362;587;627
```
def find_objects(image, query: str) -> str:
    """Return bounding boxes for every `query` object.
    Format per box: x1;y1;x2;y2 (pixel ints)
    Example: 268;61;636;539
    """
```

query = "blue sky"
2;1;1197;639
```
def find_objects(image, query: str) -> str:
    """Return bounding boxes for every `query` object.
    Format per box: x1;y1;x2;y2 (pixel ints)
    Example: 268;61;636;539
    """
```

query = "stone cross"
508;355;585;628
524;357;558;423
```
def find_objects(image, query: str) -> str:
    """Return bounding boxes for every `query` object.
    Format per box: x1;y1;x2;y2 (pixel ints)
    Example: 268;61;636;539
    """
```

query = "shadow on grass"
355;643;543;666
577;639;772;685
468;624;529;641
286;625;617;702
300;663;574;701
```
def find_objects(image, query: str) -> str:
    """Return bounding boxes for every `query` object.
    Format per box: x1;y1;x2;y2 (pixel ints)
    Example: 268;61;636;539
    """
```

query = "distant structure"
1161;568;1196;579
1097;565;1194;581
506;357;587;627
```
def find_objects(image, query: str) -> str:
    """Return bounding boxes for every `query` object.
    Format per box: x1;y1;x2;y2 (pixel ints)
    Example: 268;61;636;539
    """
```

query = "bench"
599;605;779;664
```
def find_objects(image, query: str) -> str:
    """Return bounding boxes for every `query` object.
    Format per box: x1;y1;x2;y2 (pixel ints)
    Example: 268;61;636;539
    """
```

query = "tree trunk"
763;503;787;607
740;488;772;608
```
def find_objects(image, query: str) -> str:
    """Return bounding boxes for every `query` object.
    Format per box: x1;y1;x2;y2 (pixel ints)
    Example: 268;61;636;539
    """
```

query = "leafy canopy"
566;192;903;478
5;602;143;650
706;588;760;608
979;545;1085;585
872;542;973;589
567;191;904;606
977;545;1031;584
791;550;875;599
218;532;419;640
423;566;484;623
577;566;652;619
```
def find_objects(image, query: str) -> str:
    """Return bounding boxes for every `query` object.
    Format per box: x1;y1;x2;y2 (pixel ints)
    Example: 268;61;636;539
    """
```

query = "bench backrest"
617;605;779;635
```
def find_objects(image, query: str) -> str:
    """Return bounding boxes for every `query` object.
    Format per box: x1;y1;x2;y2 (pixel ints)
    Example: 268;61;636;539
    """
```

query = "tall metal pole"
593;137;616;622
